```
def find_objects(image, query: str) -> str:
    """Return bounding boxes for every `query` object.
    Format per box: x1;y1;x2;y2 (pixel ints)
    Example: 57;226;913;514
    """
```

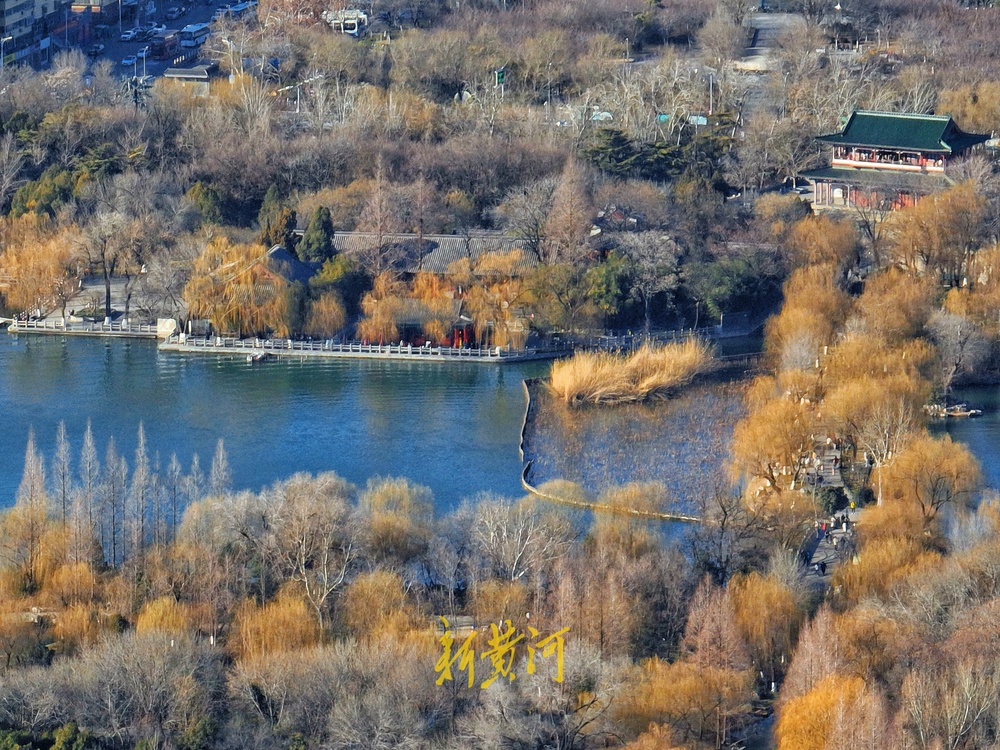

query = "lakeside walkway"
160;335;571;363
5;318;159;338
2;318;569;363
803;505;860;587
799;444;866;587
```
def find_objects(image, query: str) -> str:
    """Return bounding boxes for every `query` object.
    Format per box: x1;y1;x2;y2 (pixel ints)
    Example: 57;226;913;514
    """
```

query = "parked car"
120;27;140;41
137;46;151;59
165;5;186;19
87;43;105;57
122;54;137;66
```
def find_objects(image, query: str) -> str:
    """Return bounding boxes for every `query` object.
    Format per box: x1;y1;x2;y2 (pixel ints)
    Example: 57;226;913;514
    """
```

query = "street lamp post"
0;36;12;70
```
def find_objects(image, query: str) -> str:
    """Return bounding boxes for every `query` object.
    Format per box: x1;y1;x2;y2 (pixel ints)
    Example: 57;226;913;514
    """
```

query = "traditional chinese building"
802;110;990;210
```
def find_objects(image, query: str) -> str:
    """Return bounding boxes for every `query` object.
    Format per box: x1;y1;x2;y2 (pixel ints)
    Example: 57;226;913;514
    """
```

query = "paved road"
806;505;858;584
88;0;220;77
738;12;802;118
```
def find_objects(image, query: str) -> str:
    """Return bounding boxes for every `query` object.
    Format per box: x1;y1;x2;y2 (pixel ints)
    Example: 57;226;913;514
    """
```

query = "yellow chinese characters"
435;617;569;689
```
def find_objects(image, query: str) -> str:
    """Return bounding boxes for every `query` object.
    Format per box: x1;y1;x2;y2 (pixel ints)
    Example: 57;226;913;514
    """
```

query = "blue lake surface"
0;334;549;510
526;381;745;514
5;335;997;519
935;385;1000;493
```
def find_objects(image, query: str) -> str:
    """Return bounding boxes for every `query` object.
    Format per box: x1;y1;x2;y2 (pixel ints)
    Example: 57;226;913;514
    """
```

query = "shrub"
549;339;713;405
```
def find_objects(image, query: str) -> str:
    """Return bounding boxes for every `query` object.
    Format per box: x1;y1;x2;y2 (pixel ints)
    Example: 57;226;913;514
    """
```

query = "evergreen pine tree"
260;207;298;252
258;183;283;228
298;206;336;262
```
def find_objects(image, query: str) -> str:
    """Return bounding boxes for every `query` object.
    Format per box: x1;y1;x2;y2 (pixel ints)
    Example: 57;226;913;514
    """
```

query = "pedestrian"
820;561;827;575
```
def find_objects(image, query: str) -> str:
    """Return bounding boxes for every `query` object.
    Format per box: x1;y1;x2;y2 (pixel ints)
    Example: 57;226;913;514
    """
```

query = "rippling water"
0;335;549;510
933;385;1000;492
525;381;746;513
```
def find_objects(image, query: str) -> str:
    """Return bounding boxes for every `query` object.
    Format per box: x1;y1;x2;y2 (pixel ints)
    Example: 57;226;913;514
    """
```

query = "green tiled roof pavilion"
816;111;989;154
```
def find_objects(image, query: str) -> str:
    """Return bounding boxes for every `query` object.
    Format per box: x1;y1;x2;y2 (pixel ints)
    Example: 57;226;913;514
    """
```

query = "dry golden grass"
549;340;714;405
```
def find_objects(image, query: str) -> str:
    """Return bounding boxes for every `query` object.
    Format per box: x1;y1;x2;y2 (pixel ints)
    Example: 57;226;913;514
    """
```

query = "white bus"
179;22;211;47
228;1;256;18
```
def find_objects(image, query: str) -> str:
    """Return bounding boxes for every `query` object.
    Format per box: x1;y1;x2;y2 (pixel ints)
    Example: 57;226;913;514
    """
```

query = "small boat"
924;403;983;418
944;404;982;418
247;351;271;363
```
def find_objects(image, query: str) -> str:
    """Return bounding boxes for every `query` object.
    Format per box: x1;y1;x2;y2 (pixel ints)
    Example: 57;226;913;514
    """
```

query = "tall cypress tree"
257;183;283;228
298;206;336;262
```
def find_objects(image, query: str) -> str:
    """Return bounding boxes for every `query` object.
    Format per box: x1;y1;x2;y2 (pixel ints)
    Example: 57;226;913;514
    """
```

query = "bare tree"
612;231;681;334
164;454;184;543
235;75;274;140
263;473;359;629
0;132;24;212
472;497;573;583
901;657;999;750
185;454;204;509
209;439;231;498
927;310;990;395
542;158;594;264
682;577;751;671
687;484;769;584
51;421;73;526
54;633;224;748
853;189;897;267
128;424;152;560
229;646;343;739
3;432;48;592
494;177;557;261
80;211;128;322
101;438;128;567
354;162;407;277
854;397;915;505
77;421;100;559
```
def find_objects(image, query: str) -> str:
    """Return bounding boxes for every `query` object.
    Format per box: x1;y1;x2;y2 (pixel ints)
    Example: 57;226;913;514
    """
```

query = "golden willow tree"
356;272;455;346
0;216;80;318
887;182;986;287
355;271;406;343
183;237;292;337
463;249;533;349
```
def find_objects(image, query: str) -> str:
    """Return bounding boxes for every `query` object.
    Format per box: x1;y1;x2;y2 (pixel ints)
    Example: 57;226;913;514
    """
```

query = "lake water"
525;382;745;514
0;334;549;510
6;336;997;518
935;385;1000;492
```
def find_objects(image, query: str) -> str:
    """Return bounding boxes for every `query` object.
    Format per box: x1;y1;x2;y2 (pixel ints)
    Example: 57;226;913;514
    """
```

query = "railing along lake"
6;319;158;337
161;335;570;363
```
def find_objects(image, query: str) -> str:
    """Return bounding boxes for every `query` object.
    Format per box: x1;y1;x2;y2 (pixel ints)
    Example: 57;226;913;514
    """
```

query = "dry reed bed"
549;339;714;405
